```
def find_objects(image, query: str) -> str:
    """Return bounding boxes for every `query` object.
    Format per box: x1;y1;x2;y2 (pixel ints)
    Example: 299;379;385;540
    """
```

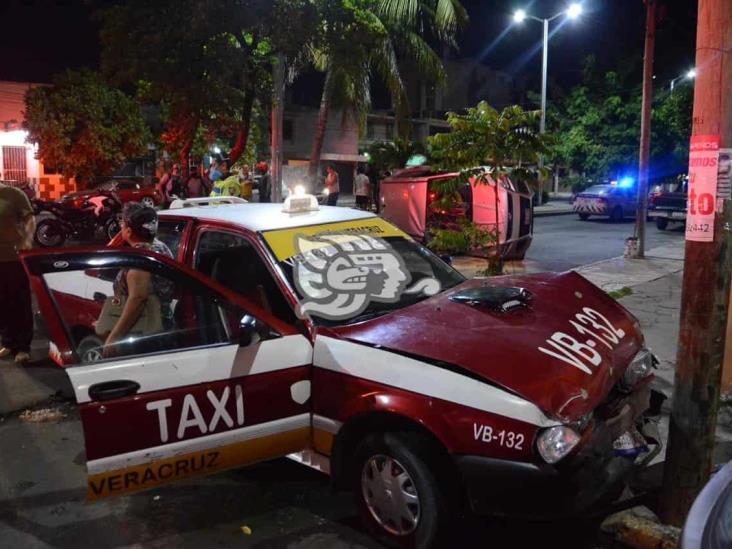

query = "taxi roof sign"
282;193;319;213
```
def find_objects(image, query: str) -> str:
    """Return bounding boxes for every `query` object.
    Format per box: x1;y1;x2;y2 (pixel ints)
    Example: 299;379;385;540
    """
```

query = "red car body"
21;200;655;545
62;179;160;209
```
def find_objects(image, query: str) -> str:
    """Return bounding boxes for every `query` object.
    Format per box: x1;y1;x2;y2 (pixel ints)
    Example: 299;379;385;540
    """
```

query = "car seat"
210;247;273;315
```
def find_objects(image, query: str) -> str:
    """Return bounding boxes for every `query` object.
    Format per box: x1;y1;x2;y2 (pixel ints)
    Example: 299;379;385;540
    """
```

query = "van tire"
578;213;590;221
353;432;451;549
656;217;669;230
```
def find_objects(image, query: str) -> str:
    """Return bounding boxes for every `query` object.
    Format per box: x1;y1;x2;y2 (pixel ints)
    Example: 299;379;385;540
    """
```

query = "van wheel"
354;432;450;549
610;206;624;222
656;217;669;231
578;213;590;221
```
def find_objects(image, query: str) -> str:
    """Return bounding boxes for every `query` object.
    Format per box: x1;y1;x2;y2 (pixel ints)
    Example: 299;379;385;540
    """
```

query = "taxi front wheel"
353;432;451;549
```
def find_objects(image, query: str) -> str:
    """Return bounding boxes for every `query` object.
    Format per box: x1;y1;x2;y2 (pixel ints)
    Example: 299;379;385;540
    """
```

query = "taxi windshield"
263;221;465;326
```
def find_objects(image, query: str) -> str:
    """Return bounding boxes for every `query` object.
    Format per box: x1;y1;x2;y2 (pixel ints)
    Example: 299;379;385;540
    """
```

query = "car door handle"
88;380;140;401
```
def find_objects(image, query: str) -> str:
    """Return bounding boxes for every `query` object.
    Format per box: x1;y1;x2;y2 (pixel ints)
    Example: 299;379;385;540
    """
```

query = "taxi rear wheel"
353;432;450;549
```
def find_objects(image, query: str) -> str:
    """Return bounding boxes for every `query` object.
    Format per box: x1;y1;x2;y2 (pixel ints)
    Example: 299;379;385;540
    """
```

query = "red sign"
686;135;720;242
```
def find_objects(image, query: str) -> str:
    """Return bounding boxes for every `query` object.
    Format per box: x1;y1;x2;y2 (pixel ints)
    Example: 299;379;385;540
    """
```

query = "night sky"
0;0;698;93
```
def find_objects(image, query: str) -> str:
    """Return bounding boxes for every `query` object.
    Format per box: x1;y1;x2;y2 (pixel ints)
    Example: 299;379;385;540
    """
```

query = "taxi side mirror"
238;314;273;347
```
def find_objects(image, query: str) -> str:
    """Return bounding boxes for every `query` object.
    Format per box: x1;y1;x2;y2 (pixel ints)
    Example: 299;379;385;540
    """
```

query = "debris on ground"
600;506;680;548
19;407;66;423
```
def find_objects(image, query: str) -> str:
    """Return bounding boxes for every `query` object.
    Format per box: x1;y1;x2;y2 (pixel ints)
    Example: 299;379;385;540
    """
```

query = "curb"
534;208;576;217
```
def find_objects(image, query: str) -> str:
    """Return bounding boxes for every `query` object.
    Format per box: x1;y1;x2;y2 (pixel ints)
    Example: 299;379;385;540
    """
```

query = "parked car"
648;178;688;230
24;196;657;547
62;179;160;209
380;167;534;259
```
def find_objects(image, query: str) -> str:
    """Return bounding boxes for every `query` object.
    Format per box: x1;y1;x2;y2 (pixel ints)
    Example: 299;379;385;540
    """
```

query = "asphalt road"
1;209;669;548
526;211;684;272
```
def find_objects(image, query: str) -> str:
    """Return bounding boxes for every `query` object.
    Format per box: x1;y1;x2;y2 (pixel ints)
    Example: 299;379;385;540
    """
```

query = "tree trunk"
229;84;256;165
309;68;333;186
179;137;193;178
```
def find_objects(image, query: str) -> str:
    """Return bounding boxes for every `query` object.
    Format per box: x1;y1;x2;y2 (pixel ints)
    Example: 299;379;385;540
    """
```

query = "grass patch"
607;286;633;300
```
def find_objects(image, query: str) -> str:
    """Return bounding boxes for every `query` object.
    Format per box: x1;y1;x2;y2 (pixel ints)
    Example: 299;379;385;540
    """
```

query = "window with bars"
2;146;27;181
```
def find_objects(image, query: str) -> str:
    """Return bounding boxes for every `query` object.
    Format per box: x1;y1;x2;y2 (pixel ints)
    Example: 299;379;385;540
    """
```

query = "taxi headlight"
536;426;581;464
622;349;654;390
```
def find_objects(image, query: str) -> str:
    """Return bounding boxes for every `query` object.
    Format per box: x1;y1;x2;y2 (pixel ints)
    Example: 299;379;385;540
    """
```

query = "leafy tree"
307;0;467;182
98;0;318;169
365;137;426;174
428;101;553;272
652;84;693;178
24;69;150;184
551;57;693;183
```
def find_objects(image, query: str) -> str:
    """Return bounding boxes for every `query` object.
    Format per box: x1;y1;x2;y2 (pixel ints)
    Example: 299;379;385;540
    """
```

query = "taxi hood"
331;272;643;422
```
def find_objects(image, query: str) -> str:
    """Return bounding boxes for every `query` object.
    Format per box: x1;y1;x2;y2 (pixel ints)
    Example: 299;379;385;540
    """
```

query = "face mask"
210;169;222;182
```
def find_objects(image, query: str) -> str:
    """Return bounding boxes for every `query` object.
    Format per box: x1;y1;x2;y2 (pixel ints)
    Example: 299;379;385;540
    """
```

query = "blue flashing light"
619;176;635;188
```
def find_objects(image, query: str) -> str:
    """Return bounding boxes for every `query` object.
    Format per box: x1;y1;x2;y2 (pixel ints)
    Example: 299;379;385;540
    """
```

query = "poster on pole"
717;149;732;206
686;135;720;242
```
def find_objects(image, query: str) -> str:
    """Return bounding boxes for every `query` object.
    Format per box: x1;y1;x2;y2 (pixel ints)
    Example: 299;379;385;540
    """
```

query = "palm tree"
307;0;467;185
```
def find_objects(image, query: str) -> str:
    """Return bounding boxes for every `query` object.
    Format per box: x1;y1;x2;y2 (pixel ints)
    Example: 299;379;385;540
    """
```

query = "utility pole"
634;0;657;259
270;54;286;203
660;0;732;526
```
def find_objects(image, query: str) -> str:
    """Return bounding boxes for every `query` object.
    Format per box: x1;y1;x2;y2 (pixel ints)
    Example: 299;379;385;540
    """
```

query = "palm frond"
394;31;446;85
377;0;419;27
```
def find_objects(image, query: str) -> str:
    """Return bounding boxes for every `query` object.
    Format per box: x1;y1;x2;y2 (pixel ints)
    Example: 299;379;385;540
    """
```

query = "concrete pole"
660;0;732;526
634;0;656;259
271;54;285;203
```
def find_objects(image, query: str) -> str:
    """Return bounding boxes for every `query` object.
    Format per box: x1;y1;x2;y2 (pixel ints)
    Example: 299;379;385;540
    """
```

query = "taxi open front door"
20;248;313;500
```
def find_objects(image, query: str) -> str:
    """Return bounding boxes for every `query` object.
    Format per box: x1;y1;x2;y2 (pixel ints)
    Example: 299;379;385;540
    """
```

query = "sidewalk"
534;198;575;217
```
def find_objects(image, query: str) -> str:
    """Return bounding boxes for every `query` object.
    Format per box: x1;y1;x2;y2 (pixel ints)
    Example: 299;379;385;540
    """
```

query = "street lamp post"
513;3;583;197
670;68;696;92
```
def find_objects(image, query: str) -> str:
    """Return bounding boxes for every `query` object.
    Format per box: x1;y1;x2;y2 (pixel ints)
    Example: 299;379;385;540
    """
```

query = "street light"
512;3;584;194
567;3;583;19
670;68;696;92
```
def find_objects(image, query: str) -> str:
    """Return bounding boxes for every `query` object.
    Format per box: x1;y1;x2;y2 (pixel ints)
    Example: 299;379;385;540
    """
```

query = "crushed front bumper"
454;384;654;518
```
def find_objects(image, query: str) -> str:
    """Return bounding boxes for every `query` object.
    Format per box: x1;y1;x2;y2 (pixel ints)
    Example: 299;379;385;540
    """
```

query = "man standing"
354;166;371;210
325;165;340;206
0;183;35;363
257;162;272;203
209;159;241;198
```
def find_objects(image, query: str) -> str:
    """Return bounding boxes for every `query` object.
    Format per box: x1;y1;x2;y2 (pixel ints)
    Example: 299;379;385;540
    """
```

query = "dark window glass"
157;221;187;259
196;231;297;324
43;267;231;364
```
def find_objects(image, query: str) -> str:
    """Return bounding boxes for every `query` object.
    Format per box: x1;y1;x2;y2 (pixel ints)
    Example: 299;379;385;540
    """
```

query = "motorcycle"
33;191;123;248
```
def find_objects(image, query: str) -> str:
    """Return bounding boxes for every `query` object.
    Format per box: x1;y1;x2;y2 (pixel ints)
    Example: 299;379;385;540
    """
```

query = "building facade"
0;81;70;199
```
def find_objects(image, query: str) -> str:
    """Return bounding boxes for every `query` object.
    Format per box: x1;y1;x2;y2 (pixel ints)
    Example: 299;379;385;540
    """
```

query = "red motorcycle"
33;191;123;248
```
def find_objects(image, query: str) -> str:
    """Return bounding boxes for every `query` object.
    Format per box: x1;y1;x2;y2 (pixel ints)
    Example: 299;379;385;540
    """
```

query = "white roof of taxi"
160;203;377;233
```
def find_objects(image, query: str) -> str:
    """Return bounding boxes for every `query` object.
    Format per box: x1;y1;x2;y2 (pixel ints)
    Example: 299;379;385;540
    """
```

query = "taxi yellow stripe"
313;428;334;455
86;427;310;501
263;218;407;261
